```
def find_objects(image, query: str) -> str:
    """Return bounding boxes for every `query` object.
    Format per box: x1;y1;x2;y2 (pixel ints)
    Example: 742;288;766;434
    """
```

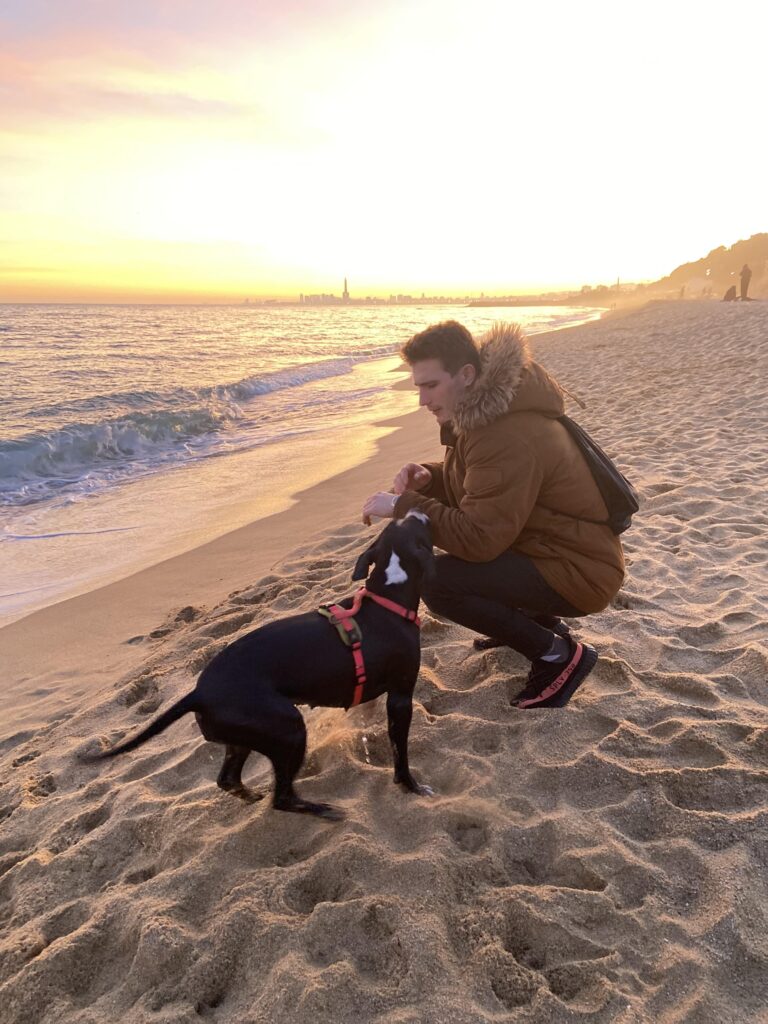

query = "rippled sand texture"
2;300;768;1023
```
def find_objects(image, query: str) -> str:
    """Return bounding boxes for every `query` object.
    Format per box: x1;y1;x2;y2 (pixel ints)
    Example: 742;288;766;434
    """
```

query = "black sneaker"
511;638;598;708
473;616;571;652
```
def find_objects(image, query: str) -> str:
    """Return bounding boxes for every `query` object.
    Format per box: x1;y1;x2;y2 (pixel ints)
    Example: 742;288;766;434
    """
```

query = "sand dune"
2;300;768;1023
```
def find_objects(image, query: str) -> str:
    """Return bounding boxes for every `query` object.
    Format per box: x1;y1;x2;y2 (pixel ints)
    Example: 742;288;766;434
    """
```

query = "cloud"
0;0;394;60
1;80;258;130
0;57;329;150
0;1;406;143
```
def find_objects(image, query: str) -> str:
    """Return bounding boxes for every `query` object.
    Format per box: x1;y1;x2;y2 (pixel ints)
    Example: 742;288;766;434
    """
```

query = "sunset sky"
1;0;764;303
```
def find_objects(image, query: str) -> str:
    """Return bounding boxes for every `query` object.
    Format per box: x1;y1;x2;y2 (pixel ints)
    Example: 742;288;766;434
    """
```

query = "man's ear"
460;362;477;386
352;541;377;581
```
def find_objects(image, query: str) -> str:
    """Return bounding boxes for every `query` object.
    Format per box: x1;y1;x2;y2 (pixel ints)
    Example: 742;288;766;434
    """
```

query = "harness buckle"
317;605;362;647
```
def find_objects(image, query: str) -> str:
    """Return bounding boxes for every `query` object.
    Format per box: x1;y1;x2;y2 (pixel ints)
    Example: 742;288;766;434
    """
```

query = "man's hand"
393;463;431;496
362;491;398;526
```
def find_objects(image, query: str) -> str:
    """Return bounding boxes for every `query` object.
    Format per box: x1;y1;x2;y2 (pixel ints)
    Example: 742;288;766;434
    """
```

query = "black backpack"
557;415;640;534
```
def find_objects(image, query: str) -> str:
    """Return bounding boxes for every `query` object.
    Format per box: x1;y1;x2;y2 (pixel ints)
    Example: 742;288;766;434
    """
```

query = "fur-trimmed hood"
452;322;565;433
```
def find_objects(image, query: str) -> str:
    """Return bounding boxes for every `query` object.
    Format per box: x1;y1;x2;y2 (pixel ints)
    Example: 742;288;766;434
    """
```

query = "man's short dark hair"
401;320;481;376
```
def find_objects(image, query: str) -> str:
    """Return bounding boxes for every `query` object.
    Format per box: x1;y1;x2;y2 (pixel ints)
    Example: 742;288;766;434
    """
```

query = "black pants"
422;551;584;662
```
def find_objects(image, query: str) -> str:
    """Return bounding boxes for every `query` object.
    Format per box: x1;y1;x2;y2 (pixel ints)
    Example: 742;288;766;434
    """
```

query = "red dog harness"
317;586;421;708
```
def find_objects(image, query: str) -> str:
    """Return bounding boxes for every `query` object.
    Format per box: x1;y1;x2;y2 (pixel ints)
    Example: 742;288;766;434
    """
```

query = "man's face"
411;358;474;425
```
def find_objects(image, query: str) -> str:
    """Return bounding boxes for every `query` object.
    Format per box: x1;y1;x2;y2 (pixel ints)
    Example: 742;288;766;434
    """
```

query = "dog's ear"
414;542;436;584
352;541;377;581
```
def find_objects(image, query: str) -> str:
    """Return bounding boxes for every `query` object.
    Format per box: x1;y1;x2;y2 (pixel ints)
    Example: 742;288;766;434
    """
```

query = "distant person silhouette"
722;285;737;302
740;264;752;300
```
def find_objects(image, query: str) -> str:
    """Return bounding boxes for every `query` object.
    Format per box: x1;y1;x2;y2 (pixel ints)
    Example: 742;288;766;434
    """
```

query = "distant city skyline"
236;274;643;310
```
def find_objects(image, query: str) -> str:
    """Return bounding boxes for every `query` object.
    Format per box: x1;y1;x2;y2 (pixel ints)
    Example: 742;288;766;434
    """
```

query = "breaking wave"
0;356;371;506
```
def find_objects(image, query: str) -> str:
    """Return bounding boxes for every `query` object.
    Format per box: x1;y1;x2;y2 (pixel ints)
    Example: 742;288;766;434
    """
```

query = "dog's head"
352;510;434;587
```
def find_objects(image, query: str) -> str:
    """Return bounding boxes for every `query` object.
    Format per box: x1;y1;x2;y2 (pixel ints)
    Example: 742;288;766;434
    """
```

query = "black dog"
92;510;434;820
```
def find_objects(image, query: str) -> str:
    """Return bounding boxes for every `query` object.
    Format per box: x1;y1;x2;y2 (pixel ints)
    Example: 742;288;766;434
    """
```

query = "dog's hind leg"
250;698;344;821
217;745;262;804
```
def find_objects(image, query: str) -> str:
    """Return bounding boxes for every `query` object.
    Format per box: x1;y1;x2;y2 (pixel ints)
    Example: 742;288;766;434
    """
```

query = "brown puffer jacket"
394;323;625;613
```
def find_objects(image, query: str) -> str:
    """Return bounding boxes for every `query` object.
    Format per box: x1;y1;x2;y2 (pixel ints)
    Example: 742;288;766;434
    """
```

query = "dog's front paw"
395;774;434;797
411;782;435;797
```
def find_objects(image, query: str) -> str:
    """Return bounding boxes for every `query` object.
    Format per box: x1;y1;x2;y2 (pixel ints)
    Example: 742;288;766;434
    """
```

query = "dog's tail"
92;692;198;760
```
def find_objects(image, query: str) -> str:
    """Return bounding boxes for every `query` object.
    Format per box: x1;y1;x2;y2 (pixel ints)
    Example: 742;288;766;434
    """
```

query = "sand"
2;299;768;1023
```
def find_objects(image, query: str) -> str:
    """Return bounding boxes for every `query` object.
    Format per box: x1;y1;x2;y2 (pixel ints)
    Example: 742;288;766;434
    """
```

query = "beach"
2;299;768;1022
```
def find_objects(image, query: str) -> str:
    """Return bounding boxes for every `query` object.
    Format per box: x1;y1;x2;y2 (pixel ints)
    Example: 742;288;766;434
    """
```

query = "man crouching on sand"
362;320;625;708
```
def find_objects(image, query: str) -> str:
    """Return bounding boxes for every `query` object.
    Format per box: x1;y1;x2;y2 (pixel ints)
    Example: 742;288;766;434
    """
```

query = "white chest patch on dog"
385;552;409;585
405;509;429;525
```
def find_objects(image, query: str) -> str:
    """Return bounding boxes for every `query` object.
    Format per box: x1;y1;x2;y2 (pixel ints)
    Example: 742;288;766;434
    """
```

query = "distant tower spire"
342;277;350;302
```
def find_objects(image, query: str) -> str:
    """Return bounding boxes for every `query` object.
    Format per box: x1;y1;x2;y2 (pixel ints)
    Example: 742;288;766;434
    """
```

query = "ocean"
0;303;603;625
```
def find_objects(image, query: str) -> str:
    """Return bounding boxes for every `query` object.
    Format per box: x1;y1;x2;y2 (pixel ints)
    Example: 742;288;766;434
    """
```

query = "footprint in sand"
662;767;768;813
123;865;158;885
641;670;721;707
196;611;255;640
141;742;220;796
269;584;310;611
194;993;226;1017
470;725;503;755
599;723;728;770
475;944;538;1009
49;801;112;853
647;481;679;496
41;898;93;945
548;855;607;893
283;845;366;914
501;907;610;967
477;900;613;1012
646;717;688;740
186;641;228;674
589;657;635;696
11;749;41;768
144;605;203;641
300;897;406;984
501;822;607;893
676;621;727;646
116;673;159;709
24;772;57;803
135;694;163;715
0;849;26;877
0;800;21;825
443;814;489;854
418;688;460;719
174;605;201;624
